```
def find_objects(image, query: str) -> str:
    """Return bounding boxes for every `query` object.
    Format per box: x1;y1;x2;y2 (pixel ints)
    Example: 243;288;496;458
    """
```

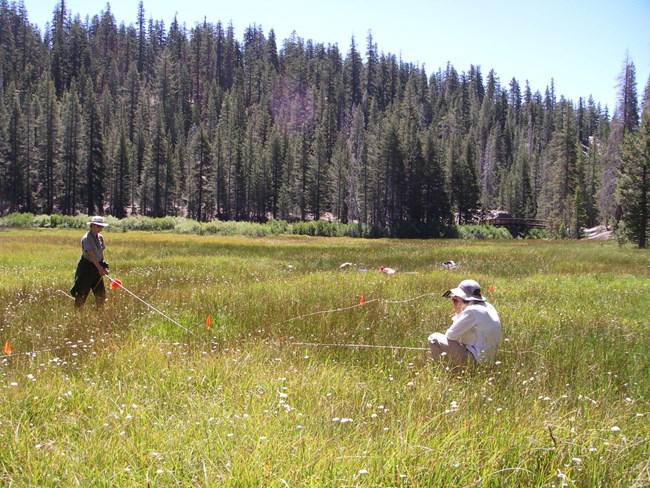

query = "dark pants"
70;258;105;308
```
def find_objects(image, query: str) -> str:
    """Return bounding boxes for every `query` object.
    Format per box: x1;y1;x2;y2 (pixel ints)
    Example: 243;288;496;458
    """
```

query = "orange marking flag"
4;340;12;355
359;295;365;305
205;315;212;330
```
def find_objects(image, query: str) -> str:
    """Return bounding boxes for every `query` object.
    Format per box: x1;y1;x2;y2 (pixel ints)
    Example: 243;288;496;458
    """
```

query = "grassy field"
1;229;648;487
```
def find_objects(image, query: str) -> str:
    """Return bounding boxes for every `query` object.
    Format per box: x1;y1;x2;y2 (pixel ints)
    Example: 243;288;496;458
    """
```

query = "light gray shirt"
445;301;502;363
81;230;105;263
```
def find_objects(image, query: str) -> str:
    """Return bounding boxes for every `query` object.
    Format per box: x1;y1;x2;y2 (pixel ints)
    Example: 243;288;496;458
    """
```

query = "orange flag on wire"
4;340;12;355
205;315;211;330
489;283;495;293
359;295;365;305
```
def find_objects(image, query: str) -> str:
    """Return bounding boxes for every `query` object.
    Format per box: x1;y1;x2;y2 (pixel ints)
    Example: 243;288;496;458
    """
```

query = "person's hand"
451;296;463;314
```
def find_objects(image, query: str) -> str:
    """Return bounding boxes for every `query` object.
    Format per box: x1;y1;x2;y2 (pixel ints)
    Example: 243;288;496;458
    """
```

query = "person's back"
454;301;501;363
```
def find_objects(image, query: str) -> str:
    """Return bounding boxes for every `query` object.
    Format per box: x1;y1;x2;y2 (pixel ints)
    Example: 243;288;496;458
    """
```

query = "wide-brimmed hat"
443;279;485;302
87;216;109;227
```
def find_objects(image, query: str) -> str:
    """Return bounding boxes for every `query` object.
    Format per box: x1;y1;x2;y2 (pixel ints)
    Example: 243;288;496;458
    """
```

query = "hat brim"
87;221;109;227
442;287;485;301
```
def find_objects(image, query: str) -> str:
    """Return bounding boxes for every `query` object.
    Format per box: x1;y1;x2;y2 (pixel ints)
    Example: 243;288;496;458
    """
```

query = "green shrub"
116;215;180;232
290;220;360;237
614;220;629;247
524;227;548;239
49;214;88;228
0;212;35;227
172;218;203;234
203;220;239;236
238;222;268;237
457;224;513;239
33;214;52;227
266;219;290;235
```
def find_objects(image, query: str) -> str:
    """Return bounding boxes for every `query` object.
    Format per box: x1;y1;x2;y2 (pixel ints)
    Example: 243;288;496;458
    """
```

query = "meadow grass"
0;229;648;487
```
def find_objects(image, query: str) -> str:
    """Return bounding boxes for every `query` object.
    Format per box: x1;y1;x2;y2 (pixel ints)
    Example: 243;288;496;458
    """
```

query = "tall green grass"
1;229;648;486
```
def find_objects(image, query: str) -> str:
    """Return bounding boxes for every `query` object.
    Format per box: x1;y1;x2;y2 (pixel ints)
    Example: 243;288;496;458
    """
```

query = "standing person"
70;216;110;309
428;279;501;368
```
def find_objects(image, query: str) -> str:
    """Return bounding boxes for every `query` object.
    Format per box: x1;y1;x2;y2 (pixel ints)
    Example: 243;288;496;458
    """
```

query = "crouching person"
428;279;501;368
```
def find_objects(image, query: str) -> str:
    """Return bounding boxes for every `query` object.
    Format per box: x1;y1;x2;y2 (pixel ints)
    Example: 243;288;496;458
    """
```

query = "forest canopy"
0;0;648;243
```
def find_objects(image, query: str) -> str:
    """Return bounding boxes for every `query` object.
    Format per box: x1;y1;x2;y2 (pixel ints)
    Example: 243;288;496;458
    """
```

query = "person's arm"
85;248;107;275
445;310;475;342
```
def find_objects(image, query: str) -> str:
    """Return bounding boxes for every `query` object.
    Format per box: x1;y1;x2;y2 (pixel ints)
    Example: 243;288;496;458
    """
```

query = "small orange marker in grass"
206;315;212;329
3;340;12;355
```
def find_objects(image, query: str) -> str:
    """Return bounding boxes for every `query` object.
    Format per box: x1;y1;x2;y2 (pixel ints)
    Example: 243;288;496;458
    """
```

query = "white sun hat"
87;216;109;227
443;279;485;301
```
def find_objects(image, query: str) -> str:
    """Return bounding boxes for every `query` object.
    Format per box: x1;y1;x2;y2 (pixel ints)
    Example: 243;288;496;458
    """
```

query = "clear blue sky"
24;0;650;112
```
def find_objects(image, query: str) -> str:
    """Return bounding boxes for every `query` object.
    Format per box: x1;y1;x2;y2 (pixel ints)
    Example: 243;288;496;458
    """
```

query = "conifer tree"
400;75;426;224
136;1;146;80
541;98;579;235
346;105;364;224
187;124;213;221
599;57;639;225
50;1;67;96
344;36;362;109
140;104;169;217
617;79;650;248
450;136;481;224
0;78;6;213
377;113;404;231
59;81;83;215
83;78;105;215
422;130;452;231
109;111;132;218
35;73;59;213
4;83;26;212
133;82;150;211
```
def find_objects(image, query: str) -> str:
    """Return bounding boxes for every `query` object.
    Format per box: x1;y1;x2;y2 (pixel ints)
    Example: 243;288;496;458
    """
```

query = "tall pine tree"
617;78;650;248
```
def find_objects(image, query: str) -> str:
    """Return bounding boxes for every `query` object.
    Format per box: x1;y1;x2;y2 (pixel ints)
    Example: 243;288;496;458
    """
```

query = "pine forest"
0;0;648;245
